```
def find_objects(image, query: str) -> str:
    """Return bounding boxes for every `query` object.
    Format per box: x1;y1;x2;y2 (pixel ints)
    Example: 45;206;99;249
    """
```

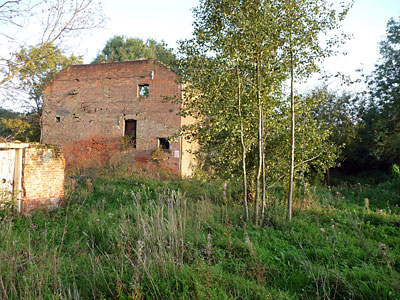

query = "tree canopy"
178;0;348;223
92;36;178;71
364;17;400;164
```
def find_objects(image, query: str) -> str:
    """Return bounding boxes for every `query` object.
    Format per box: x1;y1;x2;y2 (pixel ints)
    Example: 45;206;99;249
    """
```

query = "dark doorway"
158;138;170;150
124;119;137;148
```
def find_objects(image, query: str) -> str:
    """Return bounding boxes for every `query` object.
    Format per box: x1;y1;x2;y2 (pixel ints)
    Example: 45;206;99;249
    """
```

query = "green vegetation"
92;36;178;71
177;0;351;223
0;167;399;299
0;2;398;298
357;16;400;167
0;108;40;142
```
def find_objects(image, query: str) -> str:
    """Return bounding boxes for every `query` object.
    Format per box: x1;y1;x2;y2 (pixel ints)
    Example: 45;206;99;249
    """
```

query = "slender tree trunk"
287;49;295;222
236;63;249;222
39;115;43;143
261;107;266;220
300;125;305;213
254;52;262;226
326;168;331;186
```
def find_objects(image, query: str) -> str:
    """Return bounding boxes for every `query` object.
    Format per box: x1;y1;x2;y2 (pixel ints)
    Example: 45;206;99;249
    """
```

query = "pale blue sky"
76;0;400;89
2;0;399;111
326;0;400;82
77;0;198;62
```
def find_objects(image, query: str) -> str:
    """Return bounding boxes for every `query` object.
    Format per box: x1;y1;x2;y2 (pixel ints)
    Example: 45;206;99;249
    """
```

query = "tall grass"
0;168;399;299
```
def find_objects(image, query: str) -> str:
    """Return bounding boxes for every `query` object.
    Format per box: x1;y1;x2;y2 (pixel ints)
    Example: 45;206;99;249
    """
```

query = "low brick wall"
22;146;65;211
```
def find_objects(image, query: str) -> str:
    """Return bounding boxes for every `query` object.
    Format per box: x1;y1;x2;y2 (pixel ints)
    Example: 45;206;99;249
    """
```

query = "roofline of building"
43;58;178;92
67;58;177;74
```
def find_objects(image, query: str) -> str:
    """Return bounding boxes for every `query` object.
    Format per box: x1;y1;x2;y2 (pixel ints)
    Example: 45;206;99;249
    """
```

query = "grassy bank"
0;169;399;299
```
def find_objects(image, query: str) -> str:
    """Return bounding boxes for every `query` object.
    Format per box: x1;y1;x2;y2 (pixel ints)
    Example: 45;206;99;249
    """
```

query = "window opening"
124;119;137;148
158;138;170;150
138;84;149;98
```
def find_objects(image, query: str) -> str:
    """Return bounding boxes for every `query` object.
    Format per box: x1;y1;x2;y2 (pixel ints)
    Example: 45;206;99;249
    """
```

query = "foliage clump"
92;35;178;71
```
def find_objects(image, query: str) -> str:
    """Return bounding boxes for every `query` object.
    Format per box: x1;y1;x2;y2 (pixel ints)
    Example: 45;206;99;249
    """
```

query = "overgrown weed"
0;167;399;299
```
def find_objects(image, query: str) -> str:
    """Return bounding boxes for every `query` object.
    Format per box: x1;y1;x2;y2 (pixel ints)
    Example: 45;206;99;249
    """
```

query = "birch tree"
278;0;351;221
178;0;286;224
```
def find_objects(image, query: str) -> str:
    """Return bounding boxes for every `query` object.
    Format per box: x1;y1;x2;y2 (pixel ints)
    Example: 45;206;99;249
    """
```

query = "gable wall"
42;60;185;174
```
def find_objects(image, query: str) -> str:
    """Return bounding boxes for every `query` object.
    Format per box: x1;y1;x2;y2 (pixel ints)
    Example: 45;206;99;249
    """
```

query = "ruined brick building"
42;59;196;176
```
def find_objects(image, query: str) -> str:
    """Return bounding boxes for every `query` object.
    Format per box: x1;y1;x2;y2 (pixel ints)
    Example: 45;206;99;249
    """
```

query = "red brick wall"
22;146;65;211
42;59;183;175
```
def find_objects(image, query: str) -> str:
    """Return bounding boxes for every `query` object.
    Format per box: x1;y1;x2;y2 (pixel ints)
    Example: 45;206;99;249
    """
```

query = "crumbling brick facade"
22;146;65;211
0;143;65;212
42;59;196;176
